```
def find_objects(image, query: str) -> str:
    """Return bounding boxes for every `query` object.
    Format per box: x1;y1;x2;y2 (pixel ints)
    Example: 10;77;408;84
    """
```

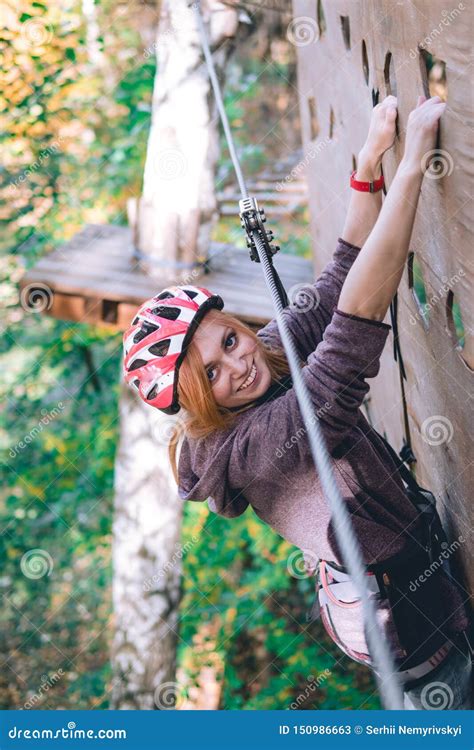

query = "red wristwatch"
350;169;384;193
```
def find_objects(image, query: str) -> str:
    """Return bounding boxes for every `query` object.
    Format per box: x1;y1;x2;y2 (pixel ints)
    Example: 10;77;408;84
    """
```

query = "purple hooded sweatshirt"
178;237;468;663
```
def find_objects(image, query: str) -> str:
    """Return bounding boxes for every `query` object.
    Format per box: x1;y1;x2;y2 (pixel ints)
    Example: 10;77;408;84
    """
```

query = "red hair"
168;309;296;484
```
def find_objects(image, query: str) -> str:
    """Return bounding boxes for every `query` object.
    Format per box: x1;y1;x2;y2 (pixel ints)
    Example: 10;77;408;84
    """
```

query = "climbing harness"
315;560;457;684
193;1;406;709
307;443;464;682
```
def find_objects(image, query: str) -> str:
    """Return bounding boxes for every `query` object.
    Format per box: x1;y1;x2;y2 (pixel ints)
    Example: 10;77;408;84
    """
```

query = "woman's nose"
228;356;248;379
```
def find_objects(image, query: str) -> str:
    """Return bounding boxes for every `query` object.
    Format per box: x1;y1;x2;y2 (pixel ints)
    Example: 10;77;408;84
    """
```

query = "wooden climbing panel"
293;0;473;587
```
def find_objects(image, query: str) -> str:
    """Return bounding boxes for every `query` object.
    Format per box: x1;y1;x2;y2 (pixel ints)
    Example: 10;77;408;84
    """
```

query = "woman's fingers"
382;95;397;110
418;94;443;107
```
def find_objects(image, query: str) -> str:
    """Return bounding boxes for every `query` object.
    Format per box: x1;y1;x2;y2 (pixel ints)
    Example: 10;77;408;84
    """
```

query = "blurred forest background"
1;0;380;709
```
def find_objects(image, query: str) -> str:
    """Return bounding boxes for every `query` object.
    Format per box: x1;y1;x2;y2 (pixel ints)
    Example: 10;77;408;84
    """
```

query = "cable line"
193;0;405;709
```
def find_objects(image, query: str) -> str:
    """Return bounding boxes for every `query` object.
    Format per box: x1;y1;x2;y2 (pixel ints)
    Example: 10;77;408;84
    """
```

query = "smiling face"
192;309;273;408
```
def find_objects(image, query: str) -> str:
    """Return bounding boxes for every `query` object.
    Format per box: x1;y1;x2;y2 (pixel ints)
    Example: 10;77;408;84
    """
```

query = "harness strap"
379;433;425;498
316;559;458;681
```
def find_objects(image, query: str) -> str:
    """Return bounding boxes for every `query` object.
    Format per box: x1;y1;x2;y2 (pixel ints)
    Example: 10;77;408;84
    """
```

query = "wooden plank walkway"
20;224;314;330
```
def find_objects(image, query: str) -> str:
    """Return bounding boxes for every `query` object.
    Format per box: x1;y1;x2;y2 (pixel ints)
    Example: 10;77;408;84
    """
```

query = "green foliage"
1;0;152;709
1;2;378;711
178;504;380;709
0;312;121;709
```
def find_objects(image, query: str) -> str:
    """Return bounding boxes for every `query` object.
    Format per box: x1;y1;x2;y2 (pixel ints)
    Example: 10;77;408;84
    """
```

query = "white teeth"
238;364;257;391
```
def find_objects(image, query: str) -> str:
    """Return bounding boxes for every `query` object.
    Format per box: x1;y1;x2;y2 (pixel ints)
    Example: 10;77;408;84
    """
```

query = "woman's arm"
257;237;362;362
341;95;398;248
257;96;400;361
340;148;383;249
338;95;446;322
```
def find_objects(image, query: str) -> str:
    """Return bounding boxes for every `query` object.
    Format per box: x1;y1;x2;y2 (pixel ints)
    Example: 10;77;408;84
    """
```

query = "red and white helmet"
123;285;224;414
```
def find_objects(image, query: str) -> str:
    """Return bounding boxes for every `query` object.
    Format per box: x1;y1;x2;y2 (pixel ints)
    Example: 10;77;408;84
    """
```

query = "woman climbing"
123;94;472;709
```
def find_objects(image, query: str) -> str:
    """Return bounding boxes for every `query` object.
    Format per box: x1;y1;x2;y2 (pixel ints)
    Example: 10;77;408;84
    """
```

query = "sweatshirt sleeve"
233;310;391;481
257;237;361;362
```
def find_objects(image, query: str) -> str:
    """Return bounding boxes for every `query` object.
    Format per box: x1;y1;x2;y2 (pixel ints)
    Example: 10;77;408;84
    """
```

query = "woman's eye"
207;333;237;382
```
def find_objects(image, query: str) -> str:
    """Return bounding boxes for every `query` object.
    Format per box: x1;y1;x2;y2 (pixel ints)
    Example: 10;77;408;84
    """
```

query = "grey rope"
192;1;404;709
194;4;248;198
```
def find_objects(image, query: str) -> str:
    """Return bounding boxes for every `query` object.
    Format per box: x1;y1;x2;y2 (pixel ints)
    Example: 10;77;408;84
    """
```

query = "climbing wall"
292;0;473;589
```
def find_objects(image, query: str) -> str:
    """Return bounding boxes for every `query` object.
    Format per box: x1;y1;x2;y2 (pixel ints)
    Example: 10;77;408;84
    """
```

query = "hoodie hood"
177;374;293;518
178;427;249;518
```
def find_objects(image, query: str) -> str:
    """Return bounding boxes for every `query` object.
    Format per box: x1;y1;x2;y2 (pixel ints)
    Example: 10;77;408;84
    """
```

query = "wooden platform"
20;224;314;330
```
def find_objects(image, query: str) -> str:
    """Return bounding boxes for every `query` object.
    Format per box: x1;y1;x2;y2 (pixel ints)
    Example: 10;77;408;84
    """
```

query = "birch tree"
111;0;239;709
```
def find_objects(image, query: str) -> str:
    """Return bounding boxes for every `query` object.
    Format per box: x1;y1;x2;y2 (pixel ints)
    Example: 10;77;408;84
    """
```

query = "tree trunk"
111;384;183;709
111;0;239;709
137;0;239;279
